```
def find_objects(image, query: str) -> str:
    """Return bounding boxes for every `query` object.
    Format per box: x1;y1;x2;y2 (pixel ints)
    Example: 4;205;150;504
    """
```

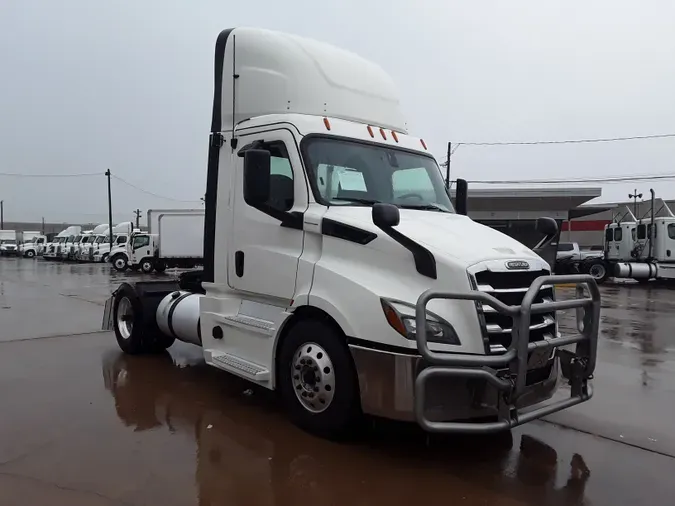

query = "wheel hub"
590;264;605;279
291;342;335;413
116;297;134;340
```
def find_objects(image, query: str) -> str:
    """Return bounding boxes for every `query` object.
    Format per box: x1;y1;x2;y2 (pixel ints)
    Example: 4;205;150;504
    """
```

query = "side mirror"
455;178;468;216
536;217;559;237
243;149;271;206
372;203;400;228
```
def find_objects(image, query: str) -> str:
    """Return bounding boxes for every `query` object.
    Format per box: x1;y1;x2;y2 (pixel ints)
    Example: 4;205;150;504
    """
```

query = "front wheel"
140;258;154;274
112;284;175;354
586;259;609;284
277;319;362;439
25;250;36;258
112;254;128;271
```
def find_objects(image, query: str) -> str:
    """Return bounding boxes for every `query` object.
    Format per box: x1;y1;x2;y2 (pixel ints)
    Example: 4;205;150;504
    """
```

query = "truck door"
130;234;152;264
228;128;307;302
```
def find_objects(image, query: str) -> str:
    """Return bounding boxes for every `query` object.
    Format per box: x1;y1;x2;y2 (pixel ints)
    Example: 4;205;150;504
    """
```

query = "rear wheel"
154;261;167;273
112;284;175;354
140;258;154;274
278;319;362;439
112;254;128;271
586;259;609;284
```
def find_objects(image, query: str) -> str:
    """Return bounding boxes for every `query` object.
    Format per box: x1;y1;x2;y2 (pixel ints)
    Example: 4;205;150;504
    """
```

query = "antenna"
230;34;240;150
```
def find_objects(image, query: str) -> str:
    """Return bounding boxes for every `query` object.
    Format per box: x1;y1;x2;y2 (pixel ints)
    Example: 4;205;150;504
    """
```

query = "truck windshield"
302;137;454;212
95;236;106;244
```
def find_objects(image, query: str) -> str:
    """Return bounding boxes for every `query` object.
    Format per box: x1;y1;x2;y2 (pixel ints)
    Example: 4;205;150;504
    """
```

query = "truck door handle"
235;251;244;277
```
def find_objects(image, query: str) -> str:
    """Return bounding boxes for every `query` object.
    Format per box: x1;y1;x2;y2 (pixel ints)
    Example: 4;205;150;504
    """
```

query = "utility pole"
133;209;142;229
445;142;452;190
41;217;45;234
106;169;113;250
0;200;3;229
629;189;642;217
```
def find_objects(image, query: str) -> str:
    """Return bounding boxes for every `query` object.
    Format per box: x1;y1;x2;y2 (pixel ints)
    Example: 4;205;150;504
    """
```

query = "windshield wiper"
399;203;449;212
331;197;382;206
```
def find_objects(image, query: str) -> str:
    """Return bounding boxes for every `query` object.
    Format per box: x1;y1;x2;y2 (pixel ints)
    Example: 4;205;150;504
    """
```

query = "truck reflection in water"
100;350;590;506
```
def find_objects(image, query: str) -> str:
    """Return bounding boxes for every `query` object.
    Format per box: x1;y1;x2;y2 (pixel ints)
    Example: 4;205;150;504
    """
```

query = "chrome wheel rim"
116;297;134;340
114;257;126;269
291;342;335;413
589;263;606;280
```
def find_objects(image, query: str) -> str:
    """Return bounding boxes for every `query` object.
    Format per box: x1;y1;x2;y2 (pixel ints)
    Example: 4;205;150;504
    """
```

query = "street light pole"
0;200;3;229
629;189;642;217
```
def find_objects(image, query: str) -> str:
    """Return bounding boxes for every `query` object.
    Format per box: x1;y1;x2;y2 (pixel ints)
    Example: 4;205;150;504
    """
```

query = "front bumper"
350;274;600;433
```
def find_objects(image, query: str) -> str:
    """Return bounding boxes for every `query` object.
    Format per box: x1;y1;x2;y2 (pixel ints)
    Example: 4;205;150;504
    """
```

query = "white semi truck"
75;224;108;262
19;231;47;258
121;209;205;273
97;222;134;266
104;27;600;438
592;190;675;283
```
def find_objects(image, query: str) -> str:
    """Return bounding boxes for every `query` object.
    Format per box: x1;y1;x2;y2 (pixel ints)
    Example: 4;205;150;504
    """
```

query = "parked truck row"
8;209;205;275
584;191;675;284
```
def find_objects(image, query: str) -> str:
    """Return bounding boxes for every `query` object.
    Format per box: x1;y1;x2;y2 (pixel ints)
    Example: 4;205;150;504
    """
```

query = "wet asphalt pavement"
1;257;675;505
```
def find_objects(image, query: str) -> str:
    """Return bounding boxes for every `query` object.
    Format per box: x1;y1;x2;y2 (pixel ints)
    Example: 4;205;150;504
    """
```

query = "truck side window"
266;142;294;212
637;224;646;240
605;228;613;242
614;228;622;241
116;236;127;244
132;236;149;249
631;228;636;241
669;224;675;240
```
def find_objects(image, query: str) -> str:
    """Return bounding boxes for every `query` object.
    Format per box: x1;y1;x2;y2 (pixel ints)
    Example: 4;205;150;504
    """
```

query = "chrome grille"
472;269;555;353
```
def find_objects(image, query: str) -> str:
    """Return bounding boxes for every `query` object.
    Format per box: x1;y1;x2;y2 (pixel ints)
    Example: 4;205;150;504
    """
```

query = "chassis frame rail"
414;274;601;433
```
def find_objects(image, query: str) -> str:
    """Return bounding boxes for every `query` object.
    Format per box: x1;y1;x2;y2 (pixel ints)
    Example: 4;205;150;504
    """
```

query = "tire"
101;253;109;263
25;250;36;258
586;259;609;284
140;258;154;274
112;254;128;271
154;261;167;273
277;319;362;439
112;284;175;354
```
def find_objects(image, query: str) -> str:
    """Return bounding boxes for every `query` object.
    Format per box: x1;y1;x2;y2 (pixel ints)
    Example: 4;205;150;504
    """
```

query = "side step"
209;351;270;381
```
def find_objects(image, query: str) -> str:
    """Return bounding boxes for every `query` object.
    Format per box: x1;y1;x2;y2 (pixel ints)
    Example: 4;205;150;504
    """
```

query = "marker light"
323;117;331;130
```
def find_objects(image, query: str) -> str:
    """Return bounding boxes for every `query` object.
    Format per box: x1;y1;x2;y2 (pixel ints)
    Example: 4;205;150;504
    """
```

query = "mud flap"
102;295;115;331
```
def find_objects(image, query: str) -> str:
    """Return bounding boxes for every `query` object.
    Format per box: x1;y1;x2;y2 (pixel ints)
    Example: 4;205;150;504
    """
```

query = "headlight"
380;298;460;345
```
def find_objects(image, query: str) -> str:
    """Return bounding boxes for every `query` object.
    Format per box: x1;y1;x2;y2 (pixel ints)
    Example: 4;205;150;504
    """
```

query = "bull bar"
414;274;601;433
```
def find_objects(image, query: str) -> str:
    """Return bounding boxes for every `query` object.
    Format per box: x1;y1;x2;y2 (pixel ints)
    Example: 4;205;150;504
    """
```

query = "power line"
462;172;675;185
455;132;675;147
111;174;201;203
0;172;100;177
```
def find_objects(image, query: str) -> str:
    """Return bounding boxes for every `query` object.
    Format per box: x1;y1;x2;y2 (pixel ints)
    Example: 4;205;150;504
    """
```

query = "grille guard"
414;274;600;433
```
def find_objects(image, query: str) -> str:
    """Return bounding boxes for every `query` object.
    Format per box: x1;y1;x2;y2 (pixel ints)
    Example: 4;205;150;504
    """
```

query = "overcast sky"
1;0;674;224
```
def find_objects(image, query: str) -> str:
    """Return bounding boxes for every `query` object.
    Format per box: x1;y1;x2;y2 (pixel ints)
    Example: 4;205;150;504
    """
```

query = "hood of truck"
323;207;544;267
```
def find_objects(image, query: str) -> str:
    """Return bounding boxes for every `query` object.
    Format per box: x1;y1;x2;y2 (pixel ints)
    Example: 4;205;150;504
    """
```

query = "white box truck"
19;231;47;258
103;27;601;439
0;230;20;256
121;209;204;273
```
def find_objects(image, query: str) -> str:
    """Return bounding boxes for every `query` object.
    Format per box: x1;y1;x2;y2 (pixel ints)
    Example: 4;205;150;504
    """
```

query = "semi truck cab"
104;27;600;438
